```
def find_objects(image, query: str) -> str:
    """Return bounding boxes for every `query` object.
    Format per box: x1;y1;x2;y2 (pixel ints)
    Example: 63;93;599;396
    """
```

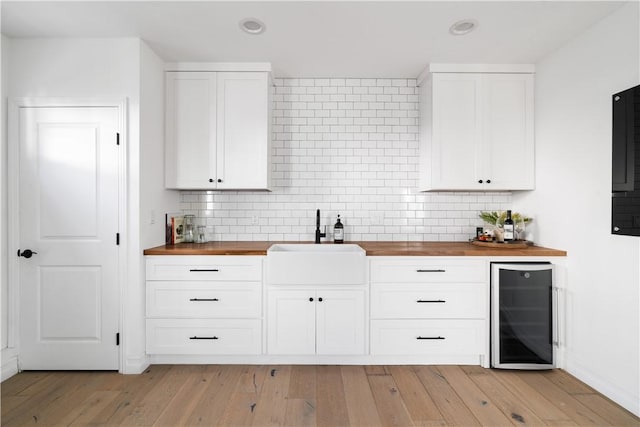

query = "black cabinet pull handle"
189;269;219;272
416;269;446;273
189;336;219;340
417;336;445;340
209;178;214;183
309;297;314;302
189;298;219;302
478;179;483;184
486;179;491;184
217;178;223;183
318;297;323;302
416;299;446;303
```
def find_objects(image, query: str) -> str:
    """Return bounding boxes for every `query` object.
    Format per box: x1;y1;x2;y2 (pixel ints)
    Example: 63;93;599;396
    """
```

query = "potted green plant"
479;211;532;241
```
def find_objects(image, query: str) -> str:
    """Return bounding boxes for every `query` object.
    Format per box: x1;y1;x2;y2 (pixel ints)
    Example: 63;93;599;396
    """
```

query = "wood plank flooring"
2;365;638;426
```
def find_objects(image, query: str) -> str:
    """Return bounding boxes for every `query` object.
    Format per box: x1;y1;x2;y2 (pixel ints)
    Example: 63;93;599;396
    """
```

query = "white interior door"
17;106;120;370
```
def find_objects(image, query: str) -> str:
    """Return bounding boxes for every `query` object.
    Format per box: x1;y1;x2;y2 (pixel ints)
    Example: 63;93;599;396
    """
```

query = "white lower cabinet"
143;254;518;366
145;256;263;357
147;282;261;319
146;319;261;355
370;257;488;365
370;283;485;319
267;289;366;355
371;319;484;355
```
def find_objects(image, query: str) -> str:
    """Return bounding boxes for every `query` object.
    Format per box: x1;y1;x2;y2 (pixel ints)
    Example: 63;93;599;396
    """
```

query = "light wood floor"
1;365;638;426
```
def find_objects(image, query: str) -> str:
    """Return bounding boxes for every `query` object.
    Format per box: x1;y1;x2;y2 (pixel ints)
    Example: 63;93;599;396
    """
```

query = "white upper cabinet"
419;65;535;191
165;70;272;190
165;72;217;189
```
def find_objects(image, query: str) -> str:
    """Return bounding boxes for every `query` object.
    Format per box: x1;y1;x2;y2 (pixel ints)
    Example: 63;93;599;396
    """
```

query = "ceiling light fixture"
449;19;478;36
239;18;266;35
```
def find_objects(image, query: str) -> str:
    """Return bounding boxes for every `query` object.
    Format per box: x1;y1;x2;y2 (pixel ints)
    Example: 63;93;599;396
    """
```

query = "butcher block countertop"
143;241;566;257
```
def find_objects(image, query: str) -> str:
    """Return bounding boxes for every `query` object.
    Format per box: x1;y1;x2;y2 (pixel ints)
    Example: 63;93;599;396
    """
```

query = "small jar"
195;225;207;244
183;215;195;243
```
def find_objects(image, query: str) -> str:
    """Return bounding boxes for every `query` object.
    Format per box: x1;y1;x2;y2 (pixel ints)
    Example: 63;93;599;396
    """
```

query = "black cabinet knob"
309;297;314;302
486;179;491;184
217;179;223;183
209;179;214;183
478;179;483;184
318;297;323;302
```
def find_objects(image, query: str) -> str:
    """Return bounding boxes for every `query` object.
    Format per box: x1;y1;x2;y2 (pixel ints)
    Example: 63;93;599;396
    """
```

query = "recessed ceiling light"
239;18;266;35
449;19;478;36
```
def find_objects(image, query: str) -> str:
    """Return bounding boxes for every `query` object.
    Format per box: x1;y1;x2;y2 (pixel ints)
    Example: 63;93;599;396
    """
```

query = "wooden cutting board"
471;239;532;249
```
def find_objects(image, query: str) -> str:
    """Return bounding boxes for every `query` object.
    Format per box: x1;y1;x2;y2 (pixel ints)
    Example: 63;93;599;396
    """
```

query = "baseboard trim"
565;355;639;417
148;353;483;366
1;349;19;382
122;354;150;374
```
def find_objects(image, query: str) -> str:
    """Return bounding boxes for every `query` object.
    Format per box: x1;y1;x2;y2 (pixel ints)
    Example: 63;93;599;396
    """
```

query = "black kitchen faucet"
315;209;326;243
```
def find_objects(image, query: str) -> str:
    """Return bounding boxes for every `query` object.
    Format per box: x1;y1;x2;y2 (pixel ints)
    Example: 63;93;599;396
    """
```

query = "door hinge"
116;132;120;146
116;233;120;245
116;332;120;346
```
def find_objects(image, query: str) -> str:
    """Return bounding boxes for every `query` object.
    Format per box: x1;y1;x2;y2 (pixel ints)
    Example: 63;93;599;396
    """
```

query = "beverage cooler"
491;263;556;369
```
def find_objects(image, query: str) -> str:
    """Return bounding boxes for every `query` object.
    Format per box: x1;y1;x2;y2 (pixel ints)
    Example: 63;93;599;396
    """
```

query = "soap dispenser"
334;215;344;244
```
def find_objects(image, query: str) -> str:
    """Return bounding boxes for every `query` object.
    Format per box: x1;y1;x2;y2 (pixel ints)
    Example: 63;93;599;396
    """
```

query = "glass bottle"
503;210;515;242
334;215;344;244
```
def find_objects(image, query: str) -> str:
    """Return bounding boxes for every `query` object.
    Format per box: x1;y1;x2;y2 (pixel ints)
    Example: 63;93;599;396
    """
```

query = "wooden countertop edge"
143;241;567;257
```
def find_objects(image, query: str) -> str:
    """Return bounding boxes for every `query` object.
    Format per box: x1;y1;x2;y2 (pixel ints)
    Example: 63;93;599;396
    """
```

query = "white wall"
181;78;512;242
135;41;180;367
513;2;640;415
140;41;180;249
2;37;167;375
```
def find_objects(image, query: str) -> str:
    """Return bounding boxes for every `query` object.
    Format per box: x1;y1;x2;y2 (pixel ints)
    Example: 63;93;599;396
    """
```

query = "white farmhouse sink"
268;244;365;253
267;244;366;285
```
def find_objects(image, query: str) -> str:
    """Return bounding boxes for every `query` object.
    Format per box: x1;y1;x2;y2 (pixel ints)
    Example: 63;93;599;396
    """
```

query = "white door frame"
7;97;128;373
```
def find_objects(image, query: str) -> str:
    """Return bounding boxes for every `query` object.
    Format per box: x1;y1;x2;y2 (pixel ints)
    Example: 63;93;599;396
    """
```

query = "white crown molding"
164;62;272;72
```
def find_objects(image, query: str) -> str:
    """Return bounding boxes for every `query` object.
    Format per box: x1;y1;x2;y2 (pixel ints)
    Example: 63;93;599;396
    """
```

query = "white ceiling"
0;1;626;78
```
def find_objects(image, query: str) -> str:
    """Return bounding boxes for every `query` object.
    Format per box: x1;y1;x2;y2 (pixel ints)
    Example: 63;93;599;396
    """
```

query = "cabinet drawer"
146;282;261;318
371;283;486;319
146;319;261;355
146;256;262;281
370;319;484;355
370;258;486;283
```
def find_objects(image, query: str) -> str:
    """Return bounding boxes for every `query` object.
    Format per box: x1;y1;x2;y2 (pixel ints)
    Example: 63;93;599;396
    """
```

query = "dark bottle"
503;210;515;242
334;215;344;244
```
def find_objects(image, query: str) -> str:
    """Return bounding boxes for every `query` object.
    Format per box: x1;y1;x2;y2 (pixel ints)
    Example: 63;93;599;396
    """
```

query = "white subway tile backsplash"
180;77;512;242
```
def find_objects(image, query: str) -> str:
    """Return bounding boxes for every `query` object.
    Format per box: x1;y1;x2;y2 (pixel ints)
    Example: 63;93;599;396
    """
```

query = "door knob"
17;249;37;258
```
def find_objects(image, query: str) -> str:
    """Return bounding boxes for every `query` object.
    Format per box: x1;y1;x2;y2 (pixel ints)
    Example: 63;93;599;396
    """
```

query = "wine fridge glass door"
491;263;555;370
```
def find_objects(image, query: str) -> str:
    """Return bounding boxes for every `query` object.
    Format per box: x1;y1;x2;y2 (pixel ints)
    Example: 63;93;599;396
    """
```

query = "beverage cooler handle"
552;286;560;346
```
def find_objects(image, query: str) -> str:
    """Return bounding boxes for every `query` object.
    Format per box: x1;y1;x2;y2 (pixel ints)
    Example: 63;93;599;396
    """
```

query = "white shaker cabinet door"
481;73;534;190
431;73;482;190
216;72;271;190
165;71;217;189
267;290;316;355
316;290;366;355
